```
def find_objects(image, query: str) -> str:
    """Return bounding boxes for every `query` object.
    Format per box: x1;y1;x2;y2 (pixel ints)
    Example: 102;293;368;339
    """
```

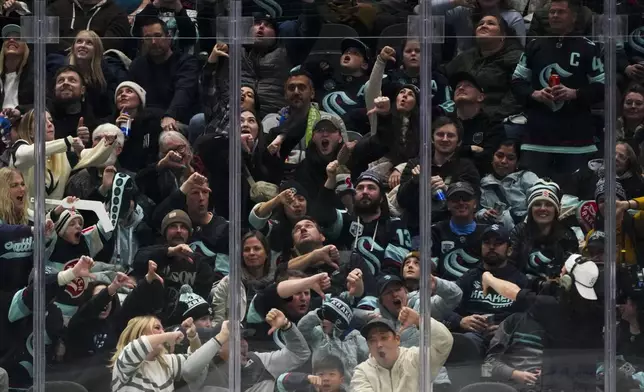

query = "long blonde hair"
0;40;29;77
109;316;170;370
0;167;28;224
69;30;106;90
15;109;66;194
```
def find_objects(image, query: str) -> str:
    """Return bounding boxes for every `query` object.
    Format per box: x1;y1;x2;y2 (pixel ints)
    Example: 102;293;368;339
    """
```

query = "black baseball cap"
376;274;404;297
451;72;484;93
341;38;371;62
481;224;510;243
360;317;397;339
446;182;476;199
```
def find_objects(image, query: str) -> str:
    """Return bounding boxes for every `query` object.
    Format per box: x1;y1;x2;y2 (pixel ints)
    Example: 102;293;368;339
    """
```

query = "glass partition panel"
12;0;624;391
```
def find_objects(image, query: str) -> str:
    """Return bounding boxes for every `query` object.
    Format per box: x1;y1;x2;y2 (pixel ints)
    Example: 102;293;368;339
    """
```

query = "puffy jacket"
349;319;453;392
476;170;541;231
441;38;524;122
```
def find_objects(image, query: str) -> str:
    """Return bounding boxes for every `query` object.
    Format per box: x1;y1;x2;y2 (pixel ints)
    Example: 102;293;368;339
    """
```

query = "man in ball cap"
351;316;453;389
431;181;488;281
315;169;413;276
481;254;604;391
451;71;505;174
442;224;527;354
372;272;462;348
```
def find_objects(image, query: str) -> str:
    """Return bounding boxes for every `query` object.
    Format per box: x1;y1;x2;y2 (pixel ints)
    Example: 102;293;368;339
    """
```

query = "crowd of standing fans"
0;0;642;391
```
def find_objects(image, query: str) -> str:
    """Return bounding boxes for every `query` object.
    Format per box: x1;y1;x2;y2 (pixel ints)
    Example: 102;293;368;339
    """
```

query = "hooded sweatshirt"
182;323;311;392
47;0;131;53
349;319;453;392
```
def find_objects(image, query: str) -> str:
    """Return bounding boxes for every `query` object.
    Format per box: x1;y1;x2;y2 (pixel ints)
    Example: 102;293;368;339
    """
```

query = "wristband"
57;268;77;286
281;321;293;331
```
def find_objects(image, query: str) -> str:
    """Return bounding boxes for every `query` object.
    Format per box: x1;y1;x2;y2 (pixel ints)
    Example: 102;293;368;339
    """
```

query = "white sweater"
111;335;187;392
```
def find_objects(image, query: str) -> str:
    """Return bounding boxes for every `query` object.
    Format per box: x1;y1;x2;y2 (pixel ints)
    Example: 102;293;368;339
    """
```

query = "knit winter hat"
177;285;211;320
400;83;421;101
55;209;84;237
115;81;147;108
161;209;193;235
356;170;385;191
318;297;353;330
595;178;627;202
403;251;420;267
279;180;310;203
527;179;561;214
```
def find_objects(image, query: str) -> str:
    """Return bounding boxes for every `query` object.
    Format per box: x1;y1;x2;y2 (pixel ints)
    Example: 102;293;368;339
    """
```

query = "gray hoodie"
182;324;311;392
297;309;369;385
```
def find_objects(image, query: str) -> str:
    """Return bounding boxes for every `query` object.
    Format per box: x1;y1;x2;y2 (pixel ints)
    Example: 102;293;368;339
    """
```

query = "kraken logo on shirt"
443;248;479;279
539;64;573;112
322;91;358;117
62;258;87;299
629;26;644;55
528;250;553;276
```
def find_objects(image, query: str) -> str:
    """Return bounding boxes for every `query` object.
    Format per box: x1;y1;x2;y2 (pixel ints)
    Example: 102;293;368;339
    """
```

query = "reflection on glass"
0;0;629;390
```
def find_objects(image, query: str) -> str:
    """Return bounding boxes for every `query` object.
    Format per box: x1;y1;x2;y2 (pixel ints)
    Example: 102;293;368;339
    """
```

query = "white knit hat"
115;81;146;108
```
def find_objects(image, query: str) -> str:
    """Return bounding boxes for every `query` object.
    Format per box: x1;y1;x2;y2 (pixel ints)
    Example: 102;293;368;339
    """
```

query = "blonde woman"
110;315;199;392
0;24;33;111
0;167;28;225
9;109;115;199
0;167;56;294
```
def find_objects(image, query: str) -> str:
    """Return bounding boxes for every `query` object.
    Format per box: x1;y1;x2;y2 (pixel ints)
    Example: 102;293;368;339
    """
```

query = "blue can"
434;189;446;201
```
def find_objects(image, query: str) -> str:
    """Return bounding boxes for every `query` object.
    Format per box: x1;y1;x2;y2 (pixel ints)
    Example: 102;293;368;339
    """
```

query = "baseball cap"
481;224;510;243
564;254;600;301
376;274;403;297
446;182;476;199
2;24;20;39
314;113;343;133
360;317;397;339
341;38;371;62
450;72;484;93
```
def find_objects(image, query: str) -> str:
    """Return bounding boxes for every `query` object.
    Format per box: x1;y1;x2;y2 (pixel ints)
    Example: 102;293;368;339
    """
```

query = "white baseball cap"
564;254;599;300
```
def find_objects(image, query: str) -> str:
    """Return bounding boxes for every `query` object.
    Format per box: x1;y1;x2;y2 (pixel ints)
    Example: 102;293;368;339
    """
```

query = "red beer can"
548;72;560;88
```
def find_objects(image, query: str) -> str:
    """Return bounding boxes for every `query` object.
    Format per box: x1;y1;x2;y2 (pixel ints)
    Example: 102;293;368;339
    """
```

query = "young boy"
276;355;346;392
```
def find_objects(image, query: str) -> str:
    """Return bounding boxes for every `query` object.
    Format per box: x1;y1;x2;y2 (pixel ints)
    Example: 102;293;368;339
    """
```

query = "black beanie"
279;180;310;202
